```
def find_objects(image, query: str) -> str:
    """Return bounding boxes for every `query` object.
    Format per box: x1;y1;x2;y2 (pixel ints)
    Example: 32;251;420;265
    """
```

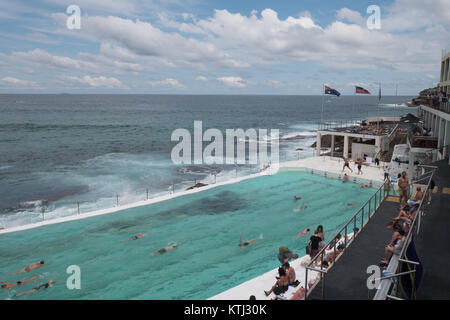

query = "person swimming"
1;275;42;290
347;202;356;206
294;204;307;212
239;235;262;248
295;228;310;239
123;233;146;242
153;243;178;256
13;261;47;274
294;196;302;200
12;280;54;298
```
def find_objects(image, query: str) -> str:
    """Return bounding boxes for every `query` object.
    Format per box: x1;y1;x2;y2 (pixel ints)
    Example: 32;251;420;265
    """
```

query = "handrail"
304;179;389;299
374;165;437;300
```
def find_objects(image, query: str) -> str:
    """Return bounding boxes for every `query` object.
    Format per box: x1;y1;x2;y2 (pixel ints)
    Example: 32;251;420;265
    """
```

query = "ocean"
0;94;413;228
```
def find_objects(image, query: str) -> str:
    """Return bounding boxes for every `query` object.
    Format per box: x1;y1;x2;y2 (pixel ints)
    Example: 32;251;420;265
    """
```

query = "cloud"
1;76;37;87
148;78;186;88
336;8;365;25
216;77;246;87
195;75;208;81
63;75;126;88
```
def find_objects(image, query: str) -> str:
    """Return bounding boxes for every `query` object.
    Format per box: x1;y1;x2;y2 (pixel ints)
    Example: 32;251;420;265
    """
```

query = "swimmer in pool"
123;233;147;242
295;228;310;239
294;196;302;200
239;235;259;248
343;174;349;182
153;243;178;256
13;280;54;298
347;202;356;206
360;184;369;189
13;261;48;274
294;204;307;212
1;275;42;290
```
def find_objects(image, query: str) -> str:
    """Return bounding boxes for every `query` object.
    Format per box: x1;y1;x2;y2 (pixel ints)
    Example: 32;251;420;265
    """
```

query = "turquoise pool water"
0;171;375;300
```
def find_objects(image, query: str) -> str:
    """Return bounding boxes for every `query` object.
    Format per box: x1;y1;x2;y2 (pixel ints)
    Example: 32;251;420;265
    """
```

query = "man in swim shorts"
153;243;178;256
398;171;410;204
343;173;349;182
342;157;353;173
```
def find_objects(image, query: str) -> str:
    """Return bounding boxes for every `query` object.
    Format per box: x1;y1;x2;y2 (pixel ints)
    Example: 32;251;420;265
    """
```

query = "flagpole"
377;83;381;130
321;84;325;124
352;87;356;122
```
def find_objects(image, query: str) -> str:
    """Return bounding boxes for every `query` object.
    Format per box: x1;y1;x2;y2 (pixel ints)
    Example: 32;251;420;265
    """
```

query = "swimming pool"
0;170;375;300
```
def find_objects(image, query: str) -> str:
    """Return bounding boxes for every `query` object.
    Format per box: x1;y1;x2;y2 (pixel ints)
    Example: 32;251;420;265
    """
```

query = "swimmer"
343;174;349;182
295;228;310;239
13;261;48;275
123;233;146;242
294;196;302;200
13;280;54;298
294;204;307;212
347;202;356;206
153;243;178;256
239;235;259;248
1;275;42;290
360;184;369;189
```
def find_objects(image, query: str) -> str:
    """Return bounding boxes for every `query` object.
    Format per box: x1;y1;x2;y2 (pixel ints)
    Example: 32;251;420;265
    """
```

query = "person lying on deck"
1;275;42;289
264;267;289;296
290;287;306;300
321;244;345;268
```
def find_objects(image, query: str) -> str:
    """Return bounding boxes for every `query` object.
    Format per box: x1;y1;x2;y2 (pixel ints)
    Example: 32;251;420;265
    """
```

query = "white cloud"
195;75;208;81
216;77;246;88
148;78;186;88
336;8;365;25
1;76;37;87
63;75;126;88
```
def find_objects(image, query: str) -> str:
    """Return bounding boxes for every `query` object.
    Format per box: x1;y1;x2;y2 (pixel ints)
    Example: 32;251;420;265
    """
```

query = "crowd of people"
340;122;396;136
1;261;55;298
380;171;424;267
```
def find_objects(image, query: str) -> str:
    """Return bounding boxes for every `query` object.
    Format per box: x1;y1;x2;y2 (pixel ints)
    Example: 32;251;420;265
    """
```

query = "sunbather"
264;267;289;296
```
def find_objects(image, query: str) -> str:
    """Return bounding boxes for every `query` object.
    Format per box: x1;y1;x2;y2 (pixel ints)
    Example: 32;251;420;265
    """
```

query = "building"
418;49;450;165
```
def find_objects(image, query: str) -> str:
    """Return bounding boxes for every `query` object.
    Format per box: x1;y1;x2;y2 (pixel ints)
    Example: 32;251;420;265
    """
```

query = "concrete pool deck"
0;156;386;235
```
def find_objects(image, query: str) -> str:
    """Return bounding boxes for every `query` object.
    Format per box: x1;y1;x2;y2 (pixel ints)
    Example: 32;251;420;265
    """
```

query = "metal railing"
304;179;389;299
373;165;437;300
1;163;273;230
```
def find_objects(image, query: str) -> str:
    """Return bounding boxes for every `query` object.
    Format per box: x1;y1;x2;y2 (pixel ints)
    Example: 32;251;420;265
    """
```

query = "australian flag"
355;86;371;94
324;85;341;96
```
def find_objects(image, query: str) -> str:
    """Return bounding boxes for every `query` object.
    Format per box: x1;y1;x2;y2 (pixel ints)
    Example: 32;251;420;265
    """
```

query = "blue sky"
0;0;448;94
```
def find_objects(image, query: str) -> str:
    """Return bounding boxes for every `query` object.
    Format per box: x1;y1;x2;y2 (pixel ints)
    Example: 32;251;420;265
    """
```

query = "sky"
0;0;449;95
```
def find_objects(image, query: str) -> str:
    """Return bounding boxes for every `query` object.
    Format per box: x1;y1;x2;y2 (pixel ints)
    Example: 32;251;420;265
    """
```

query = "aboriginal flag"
355;86;371;94
324;85;341;96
